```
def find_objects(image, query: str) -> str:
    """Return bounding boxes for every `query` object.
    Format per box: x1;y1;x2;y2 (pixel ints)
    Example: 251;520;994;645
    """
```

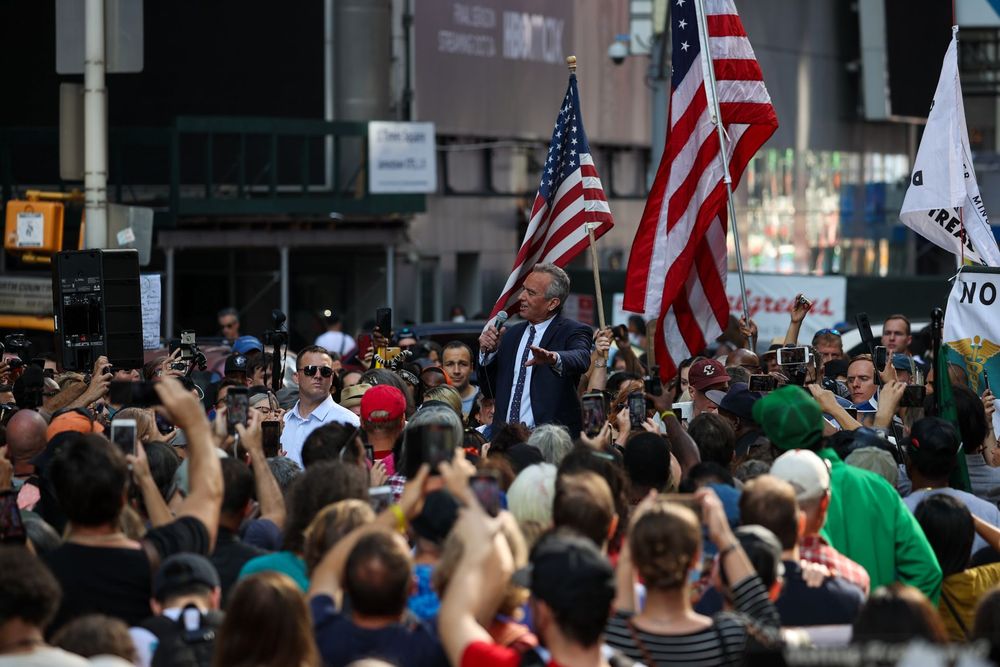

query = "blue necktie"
508;325;536;424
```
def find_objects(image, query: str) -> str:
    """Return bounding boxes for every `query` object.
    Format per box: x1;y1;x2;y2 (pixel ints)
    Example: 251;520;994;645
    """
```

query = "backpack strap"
625;618;656;667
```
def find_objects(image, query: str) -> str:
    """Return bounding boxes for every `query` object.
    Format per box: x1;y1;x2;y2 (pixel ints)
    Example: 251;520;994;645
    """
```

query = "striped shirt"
604;575;780;666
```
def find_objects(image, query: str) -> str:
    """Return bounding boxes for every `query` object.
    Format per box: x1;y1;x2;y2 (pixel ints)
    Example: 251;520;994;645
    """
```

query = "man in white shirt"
442;341;479;418
314;311;356;359
280;346;359;466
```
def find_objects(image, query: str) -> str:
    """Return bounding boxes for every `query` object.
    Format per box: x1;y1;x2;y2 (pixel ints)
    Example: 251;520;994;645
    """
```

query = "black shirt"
774;560;865;627
210;526;266;607
44;517;209;633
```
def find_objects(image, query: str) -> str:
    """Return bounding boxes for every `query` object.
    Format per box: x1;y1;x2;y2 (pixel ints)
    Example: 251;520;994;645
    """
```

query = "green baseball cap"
751;385;823;451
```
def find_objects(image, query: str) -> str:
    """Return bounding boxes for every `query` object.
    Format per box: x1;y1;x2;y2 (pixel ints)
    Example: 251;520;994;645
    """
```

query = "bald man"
6;408;48;486
727;348;761;375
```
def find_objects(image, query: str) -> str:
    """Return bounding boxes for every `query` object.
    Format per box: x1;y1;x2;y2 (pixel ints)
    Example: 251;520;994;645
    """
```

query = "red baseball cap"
361;385;406;422
688;358;730;391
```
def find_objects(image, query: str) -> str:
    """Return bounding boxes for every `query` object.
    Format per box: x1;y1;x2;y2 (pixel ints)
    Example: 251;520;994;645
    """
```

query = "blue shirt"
281;394;359;466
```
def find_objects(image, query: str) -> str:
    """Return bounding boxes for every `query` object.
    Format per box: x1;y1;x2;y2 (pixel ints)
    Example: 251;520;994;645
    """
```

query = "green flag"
938;343;971;491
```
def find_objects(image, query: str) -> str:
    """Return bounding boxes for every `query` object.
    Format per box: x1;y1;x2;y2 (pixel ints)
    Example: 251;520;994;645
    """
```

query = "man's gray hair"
532;263;570;305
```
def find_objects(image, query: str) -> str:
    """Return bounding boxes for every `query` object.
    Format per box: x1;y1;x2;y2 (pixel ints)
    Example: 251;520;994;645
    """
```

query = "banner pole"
586;222;607;330
693;0;751;331
567;55;607;330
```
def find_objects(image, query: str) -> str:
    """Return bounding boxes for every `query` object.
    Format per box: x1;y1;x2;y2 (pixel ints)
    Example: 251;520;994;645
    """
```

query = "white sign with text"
368;122;437;194
612;273;847;346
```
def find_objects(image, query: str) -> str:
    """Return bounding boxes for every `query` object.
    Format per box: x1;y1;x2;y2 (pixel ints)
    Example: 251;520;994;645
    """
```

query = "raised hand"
789;294;813;324
524;345;558;367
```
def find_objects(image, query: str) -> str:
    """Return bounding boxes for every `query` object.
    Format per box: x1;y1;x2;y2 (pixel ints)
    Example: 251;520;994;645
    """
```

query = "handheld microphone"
494;311;509;332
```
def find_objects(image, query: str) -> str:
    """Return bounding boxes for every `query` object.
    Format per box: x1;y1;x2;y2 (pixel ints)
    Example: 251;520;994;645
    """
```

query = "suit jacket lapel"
538;314;564;351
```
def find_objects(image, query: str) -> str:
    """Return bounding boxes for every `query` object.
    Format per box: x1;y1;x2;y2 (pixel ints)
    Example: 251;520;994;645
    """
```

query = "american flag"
623;0;777;378
489;72;614;318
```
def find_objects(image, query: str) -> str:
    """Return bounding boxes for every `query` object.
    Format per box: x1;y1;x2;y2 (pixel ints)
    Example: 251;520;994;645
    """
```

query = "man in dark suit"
478;263;593;436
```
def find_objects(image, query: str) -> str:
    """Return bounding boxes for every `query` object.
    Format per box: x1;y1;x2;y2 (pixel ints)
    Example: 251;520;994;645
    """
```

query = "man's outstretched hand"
525;345;558;367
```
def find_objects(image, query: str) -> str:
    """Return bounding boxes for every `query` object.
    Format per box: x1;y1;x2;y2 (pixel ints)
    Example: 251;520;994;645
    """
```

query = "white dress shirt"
480;315;560;429
280;394;359;466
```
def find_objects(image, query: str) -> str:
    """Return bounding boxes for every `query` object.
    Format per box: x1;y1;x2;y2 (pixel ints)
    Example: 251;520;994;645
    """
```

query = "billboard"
414;0;574;138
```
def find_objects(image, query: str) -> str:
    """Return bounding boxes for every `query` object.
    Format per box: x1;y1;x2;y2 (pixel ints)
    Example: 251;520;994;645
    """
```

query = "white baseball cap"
770;449;830;502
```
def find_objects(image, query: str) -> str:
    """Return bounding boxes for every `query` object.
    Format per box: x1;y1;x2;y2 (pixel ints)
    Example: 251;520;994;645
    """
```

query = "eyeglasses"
302;365;334;378
814;328;842;338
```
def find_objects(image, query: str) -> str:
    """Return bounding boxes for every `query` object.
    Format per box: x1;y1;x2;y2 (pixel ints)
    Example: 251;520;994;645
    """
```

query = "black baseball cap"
225;353;248;375
512;531;614;613
153;553;220;602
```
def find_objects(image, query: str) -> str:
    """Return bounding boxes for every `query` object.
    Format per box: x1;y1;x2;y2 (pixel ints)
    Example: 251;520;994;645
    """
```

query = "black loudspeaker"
52;249;144;372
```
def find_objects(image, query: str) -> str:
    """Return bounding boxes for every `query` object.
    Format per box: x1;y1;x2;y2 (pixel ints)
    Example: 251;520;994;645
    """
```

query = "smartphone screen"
470;471;502;517
0;491;26;545
110;419;137;456
226;387;250;435
261;422;281;458
581;392;607;436
108;381;161;407
748;374;777;392
369;485;394;512
375;308;392;337
628;391;646;429
873;346;888;373
777;347;808;366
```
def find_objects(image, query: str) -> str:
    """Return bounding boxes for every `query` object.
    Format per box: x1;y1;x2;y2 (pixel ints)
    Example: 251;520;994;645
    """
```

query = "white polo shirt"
280;394;359;466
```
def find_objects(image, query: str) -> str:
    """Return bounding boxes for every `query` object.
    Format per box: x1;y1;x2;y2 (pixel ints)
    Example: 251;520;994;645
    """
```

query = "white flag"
899;27;1000;267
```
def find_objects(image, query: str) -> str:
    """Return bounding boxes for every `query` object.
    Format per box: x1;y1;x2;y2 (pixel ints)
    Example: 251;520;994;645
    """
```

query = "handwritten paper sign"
140;274;161;350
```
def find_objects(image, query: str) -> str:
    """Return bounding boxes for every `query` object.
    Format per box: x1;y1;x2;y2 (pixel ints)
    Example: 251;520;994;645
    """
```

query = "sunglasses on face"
302;365;334;378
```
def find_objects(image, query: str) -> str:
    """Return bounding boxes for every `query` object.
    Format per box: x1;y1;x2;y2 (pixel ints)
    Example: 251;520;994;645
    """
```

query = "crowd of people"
1;262;1000;666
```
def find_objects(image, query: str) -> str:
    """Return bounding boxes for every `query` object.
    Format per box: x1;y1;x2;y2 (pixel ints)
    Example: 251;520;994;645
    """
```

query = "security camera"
608;40;628;65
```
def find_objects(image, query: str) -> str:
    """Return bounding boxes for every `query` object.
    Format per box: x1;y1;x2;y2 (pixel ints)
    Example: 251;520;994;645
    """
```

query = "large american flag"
623;0;777;379
489;73;614;318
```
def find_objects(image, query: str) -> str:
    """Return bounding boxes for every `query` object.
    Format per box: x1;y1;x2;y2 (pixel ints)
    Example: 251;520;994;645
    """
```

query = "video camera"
263;309;288;392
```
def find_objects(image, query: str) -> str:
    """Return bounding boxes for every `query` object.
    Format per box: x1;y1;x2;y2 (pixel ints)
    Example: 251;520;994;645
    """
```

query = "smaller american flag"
489;72;614;319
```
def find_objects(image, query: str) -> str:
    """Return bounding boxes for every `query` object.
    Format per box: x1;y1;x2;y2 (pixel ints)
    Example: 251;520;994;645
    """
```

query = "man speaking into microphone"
479;263;593;435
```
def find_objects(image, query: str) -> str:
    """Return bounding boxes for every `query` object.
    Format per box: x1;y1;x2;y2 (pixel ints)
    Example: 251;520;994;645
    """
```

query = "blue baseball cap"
233;335;264;355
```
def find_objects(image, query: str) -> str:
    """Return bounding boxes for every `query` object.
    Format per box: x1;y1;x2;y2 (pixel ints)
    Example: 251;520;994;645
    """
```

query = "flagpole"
568;55;608;330
693;0;752;337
